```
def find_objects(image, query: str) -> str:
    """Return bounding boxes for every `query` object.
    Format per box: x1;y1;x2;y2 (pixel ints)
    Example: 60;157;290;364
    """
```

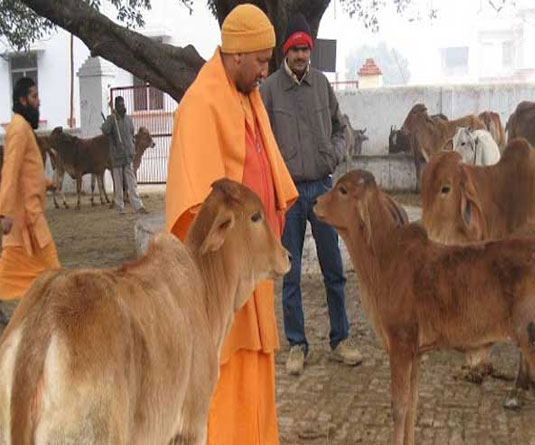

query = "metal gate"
110;85;177;183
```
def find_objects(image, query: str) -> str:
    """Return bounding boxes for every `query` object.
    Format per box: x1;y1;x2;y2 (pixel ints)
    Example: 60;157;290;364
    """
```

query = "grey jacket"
101;113;135;168
260;65;347;182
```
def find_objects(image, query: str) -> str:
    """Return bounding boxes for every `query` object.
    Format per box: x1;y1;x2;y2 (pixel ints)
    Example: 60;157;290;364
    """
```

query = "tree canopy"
0;0;513;100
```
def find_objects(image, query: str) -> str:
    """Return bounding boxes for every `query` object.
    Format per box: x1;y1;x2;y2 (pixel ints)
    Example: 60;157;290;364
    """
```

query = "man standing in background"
101;96;147;214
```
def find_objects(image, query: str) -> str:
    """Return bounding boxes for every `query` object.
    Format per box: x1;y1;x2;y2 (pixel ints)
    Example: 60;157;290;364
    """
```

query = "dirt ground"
5;188;535;444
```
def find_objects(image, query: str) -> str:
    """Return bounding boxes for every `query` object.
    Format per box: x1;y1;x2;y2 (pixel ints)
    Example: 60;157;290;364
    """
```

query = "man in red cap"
261;13;362;376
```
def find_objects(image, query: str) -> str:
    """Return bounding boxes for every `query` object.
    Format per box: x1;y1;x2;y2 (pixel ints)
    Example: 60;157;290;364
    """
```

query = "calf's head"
451;127;477;164
401;103;430;133
314;170;407;245
135;127;155;151
353;128;368;155
188;179;290;309
421;151;487;244
389;127;411;154
49;126;77;148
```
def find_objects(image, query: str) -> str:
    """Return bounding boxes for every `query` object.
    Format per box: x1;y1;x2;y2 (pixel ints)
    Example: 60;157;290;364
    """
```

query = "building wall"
0;30;90;130
337;83;535;156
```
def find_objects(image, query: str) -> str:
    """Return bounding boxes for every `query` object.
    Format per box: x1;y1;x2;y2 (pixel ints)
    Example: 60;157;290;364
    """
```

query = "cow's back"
509;101;535;146
76;134;110;174
471;138;535;235
0;234;213;444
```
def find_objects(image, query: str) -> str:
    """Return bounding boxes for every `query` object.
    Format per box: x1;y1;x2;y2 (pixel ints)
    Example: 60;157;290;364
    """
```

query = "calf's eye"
339;186;348;195
251;211;262;222
441;185;451;194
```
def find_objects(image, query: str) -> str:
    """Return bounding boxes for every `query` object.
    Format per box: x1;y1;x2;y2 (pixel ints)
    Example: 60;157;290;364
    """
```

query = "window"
441;47;469;77
133;77;164;111
10;53;38;88
502;41;514;68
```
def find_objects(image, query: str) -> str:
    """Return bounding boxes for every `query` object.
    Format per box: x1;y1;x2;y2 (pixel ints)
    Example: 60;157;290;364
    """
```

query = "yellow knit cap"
221;4;275;54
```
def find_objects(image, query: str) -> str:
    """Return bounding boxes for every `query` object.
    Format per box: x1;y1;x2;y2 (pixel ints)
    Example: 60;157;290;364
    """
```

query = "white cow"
451;127;501;166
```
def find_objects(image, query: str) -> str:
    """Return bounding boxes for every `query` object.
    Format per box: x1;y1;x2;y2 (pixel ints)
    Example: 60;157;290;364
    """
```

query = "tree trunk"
20;0;330;101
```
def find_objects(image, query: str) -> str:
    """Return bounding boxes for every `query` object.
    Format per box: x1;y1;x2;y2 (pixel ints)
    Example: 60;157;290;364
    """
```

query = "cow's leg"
53;169;60;209
504;351;530;410
109;168;116;209
102;171;111;204
90;174;97;207
389;345;413;445
75;175;82;210
97;174;107;205
404;355;420;445
56;168;69;209
463;346;493;384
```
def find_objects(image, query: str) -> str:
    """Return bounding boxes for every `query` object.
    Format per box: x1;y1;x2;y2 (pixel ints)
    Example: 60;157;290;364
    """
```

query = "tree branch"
21;0;205;101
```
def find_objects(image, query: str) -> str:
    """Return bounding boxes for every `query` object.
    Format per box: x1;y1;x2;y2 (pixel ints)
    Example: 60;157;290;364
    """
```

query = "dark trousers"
282;176;349;353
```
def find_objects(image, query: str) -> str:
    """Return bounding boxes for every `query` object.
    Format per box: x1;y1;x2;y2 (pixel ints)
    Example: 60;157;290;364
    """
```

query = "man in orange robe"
0;77;60;326
166;4;298;444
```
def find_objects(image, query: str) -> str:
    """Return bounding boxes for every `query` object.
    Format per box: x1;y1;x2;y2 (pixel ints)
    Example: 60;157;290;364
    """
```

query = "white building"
0;1;220;133
407;0;535;85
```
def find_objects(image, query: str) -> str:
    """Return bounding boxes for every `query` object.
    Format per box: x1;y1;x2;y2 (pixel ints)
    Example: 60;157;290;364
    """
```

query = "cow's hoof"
91;202;96;207
504;390;522;410
64;204;69;209
54;204;59;209
460;363;492;384
464;370;485;384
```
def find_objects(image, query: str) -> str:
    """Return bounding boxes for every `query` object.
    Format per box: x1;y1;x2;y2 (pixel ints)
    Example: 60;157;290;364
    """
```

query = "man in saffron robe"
166;4;298;444
0;77;60;326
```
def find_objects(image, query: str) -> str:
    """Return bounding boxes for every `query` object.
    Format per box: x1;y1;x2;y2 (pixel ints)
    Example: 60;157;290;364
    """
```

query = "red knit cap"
283;13;313;54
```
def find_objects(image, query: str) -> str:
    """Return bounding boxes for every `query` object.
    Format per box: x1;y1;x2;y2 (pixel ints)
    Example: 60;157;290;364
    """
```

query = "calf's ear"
383;194;409;227
459;167;487;241
200;207;235;254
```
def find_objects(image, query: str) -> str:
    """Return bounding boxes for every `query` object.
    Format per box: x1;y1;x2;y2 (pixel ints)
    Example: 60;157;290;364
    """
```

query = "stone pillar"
66;56;116;194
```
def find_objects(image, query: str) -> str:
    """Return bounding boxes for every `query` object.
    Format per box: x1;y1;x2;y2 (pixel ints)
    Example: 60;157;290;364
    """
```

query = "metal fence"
110;85;177;183
331;80;359;91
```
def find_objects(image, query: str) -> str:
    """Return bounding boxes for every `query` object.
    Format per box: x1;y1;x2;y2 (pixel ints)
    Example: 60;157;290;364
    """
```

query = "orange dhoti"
207;350;279;445
0;242;60;300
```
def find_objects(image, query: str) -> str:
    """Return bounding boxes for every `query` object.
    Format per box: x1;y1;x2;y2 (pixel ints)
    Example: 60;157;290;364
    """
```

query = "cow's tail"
10;271;60;445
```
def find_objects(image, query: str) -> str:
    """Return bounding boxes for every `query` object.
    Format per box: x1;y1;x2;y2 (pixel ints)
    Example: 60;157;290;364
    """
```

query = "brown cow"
133;126;156;175
90;126;155;206
400;104;485;183
0;179;290;445
506;101;535;146
420;138;535;402
388;113;448;155
478;110;506;152
314;169;535;445
341;114;368;166
48;126;111;210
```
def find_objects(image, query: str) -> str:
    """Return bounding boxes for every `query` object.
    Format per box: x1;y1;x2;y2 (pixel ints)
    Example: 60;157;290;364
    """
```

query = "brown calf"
133;126;155;175
48;127;111;209
0;179;290;445
421;138;535;402
314;169;535;445
478;110;506;152
400;104;485;183
90;126;155;206
506;101;535;146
